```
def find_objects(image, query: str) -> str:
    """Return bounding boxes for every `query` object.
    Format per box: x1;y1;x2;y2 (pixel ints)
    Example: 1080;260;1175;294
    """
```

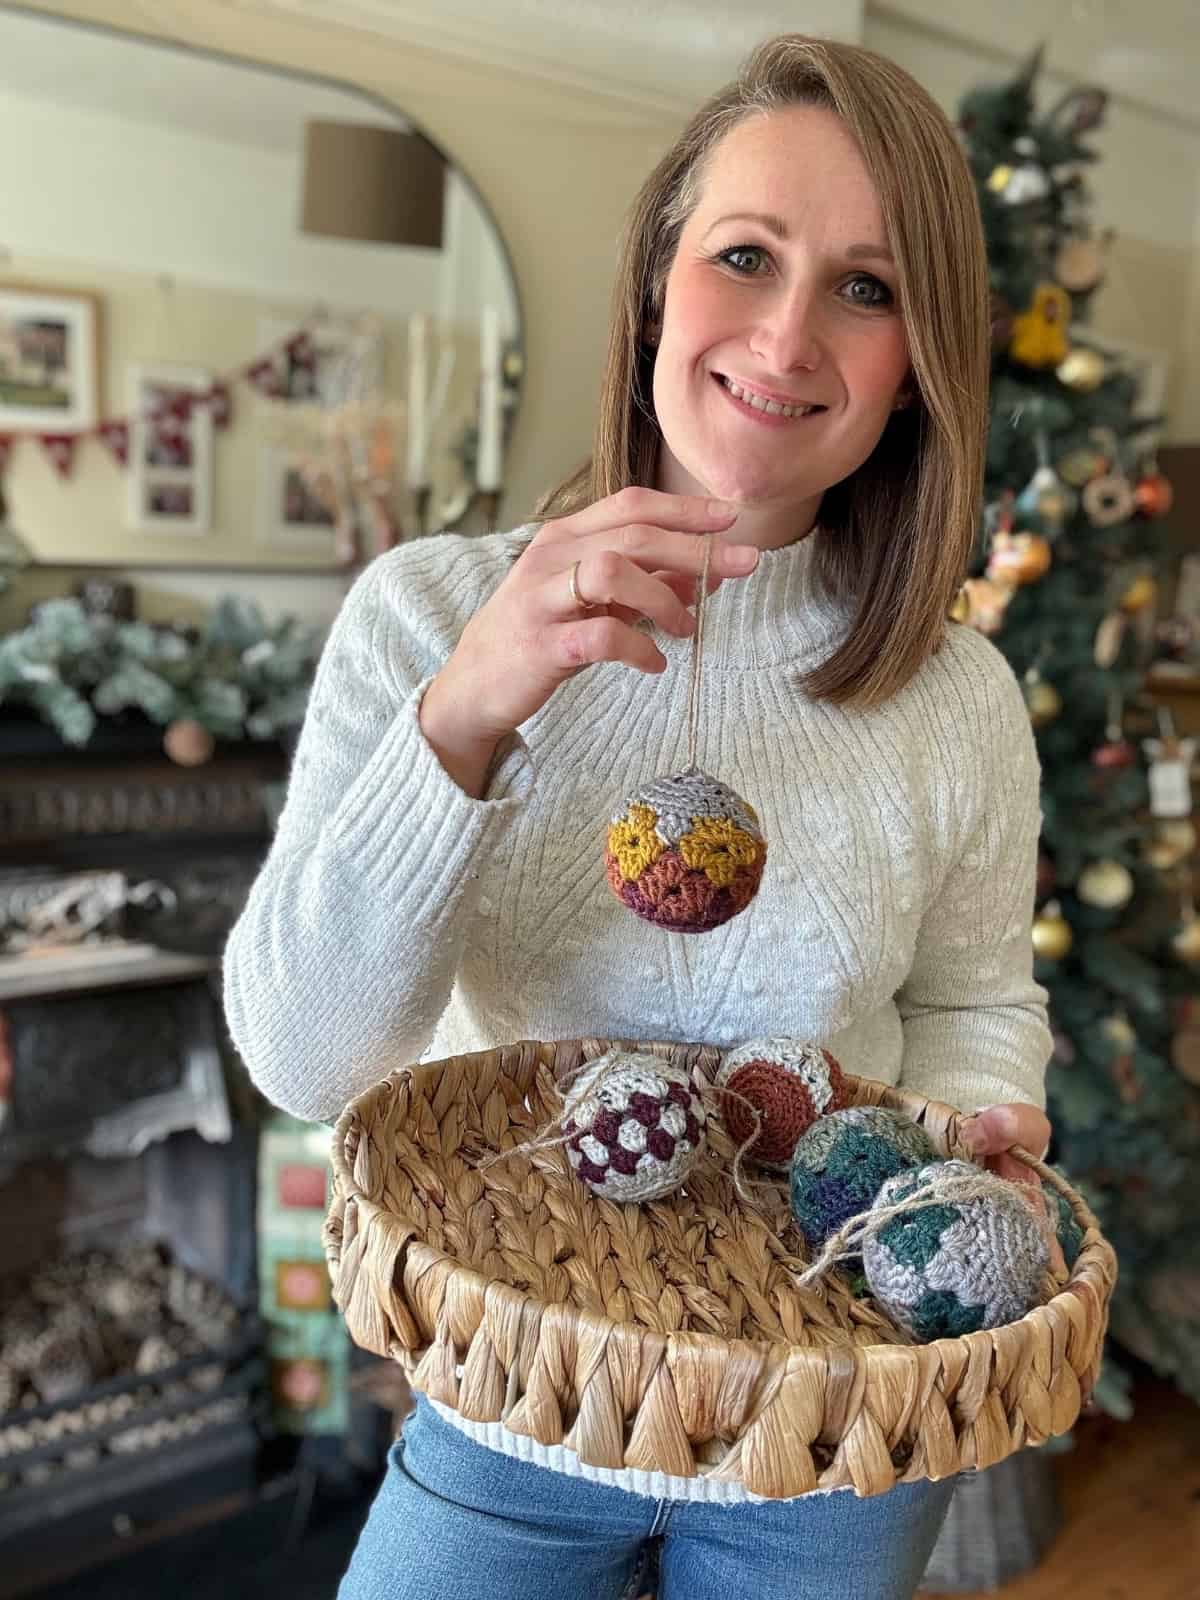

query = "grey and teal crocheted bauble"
605;767;766;933
1052;1179;1085;1270
862;1159;1050;1341
563;1050;706;1203
789;1106;937;1250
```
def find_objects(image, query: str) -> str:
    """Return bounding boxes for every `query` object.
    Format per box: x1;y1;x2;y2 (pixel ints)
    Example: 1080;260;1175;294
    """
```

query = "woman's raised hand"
419;488;759;795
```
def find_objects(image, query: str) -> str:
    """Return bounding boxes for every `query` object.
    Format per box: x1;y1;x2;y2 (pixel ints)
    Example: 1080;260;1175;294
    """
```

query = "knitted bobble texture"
563;1050;706;1202
605;767;766;933
862;1159;1050;1340
716;1037;847;1168
789;1106;938;1249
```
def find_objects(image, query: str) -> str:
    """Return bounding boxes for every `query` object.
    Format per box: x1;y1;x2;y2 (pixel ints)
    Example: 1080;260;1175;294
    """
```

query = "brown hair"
536;35;989;708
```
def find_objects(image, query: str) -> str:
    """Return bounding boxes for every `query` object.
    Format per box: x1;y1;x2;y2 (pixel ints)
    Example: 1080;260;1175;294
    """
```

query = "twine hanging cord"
685;531;714;772
792;1159;1059;1292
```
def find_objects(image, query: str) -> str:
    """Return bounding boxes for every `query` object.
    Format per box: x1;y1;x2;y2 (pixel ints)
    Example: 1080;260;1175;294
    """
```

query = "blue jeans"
338;1398;955;1600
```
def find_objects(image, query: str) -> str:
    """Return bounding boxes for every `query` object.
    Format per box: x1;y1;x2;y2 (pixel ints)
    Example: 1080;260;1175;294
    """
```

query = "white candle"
406;312;430;490
476;305;503;492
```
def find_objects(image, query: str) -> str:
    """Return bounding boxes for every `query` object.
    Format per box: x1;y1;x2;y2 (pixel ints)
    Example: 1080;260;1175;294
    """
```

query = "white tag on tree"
1144;737;1196;818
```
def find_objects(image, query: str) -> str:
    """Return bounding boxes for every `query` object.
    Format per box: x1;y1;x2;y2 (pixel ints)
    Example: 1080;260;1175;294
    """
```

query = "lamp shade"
300;121;445;249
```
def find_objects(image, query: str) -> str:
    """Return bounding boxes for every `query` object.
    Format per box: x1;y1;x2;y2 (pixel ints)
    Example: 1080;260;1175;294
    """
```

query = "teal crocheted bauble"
789;1106;938;1251
862;1159;1050;1342
1051;1179;1085;1269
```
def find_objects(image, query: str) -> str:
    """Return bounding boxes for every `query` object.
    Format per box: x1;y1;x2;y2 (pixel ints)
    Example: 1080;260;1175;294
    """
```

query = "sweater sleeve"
895;637;1053;1115
222;543;535;1125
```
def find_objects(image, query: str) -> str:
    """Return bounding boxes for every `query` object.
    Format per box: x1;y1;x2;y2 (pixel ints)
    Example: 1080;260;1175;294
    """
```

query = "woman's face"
652;104;911;524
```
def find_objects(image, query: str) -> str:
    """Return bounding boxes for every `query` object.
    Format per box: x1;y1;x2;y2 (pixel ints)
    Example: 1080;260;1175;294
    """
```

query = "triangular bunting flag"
39;434;77;478
97;420;130;465
206;382;232;429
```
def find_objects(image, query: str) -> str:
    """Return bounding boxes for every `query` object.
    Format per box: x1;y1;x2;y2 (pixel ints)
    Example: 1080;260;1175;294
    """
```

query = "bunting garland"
0;327;313;479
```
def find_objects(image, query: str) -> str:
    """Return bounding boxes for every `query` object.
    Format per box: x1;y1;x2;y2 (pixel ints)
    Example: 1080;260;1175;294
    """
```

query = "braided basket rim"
323;1037;1117;1499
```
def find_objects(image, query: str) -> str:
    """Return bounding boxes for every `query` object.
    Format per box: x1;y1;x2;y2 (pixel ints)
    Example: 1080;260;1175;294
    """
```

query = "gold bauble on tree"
1056;347;1107;392
1170;915;1200;967
1033;899;1073;961
954;576;1014;636
1144;819;1197;871
1076;858;1135;910
1009;284;1071;369
1119;573;1157;614
1024;669;1063;728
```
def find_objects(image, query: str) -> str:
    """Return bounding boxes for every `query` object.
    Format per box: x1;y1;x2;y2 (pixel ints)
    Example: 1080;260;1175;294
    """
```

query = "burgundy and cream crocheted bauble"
605;767;766;934
563;1050;706;1202
715;1037;848;1169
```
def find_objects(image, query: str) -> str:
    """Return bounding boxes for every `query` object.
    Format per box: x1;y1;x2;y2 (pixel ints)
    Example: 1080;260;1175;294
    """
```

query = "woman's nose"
749;287;823;374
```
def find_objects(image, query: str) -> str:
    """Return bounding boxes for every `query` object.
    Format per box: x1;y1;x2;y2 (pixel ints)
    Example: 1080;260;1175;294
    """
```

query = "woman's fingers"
550;612;668;677
960;1104;1066;1273
537;486;739;543
538;549;698;636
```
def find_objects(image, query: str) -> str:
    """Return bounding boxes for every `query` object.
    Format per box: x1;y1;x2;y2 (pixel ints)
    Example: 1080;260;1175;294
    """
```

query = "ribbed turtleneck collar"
654;530;854;671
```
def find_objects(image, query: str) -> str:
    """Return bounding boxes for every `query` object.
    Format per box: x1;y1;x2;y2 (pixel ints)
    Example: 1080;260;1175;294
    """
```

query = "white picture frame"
126;363;214;536
254;315;384;408
255;444;339;552
0;284;100;433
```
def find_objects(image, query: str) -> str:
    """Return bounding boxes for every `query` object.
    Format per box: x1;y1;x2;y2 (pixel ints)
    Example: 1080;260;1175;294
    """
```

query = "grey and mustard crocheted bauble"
716;1037;848;1169
862;1159;1050;1341
563;1050;706;1202
789;1106;937;1250
605;767;766;933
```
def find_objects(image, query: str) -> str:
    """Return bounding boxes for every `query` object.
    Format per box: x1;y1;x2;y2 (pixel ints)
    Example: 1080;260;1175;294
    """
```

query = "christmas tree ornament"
1092;687;1135;768
1092;611;1128;669
1032;899;1073;961
987;529;1052;587
957;576;1015;636
1082;471;1136;528
1119;572;1158;613
1143;712;1195;819
789;1106;936;1251
949;585;971;624
1144;819;1197;872
715;1037;847;1170
1015;458;1076;538
1056;347;1107;393
605;537;766;932
1076;859;1134;910
1023;666;1062;728
1054;235;1106;294
861;1161;1050;1341
999;163;1052;206
163;719;215;767
1133;468;1174;521
1171;906;1200;967
562;1050;706;1202
1009;284;1071;368
1057;443;1107;487
1100;1013;1137;1054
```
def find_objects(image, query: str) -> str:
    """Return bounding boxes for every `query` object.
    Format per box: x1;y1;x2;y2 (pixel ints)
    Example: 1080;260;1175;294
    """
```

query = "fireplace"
0;726;304;1596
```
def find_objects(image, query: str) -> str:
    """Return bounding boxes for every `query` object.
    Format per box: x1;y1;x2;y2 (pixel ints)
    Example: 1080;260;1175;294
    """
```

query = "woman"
225;34;1055;1600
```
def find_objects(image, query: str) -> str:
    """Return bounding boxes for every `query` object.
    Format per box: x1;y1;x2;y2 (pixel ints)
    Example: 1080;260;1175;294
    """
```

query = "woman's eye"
843;274;894;309
718;245;767;275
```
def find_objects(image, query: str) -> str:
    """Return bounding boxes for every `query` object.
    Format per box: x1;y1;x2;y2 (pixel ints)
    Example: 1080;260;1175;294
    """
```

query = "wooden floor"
930;1380;1200;1600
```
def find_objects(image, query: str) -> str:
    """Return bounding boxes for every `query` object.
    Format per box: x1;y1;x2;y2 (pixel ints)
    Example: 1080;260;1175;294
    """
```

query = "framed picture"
0;284;100;432
126;363;214;536
256;445;340;551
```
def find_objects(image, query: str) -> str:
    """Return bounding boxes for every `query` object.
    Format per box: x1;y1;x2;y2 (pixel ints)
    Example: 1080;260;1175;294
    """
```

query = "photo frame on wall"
255;445;339;552
255;314;385;407
0;283;100;432
126;363;215;536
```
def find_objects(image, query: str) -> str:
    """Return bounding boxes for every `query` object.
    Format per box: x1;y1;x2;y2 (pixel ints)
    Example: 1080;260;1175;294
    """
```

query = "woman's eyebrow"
701;212;894;264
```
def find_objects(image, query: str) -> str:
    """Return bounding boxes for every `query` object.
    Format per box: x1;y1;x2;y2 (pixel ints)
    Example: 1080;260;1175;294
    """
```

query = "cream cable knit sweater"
223;525;1052;1504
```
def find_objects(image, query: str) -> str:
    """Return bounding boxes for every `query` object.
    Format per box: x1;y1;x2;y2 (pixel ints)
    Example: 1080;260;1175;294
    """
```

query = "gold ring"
568;560;597;612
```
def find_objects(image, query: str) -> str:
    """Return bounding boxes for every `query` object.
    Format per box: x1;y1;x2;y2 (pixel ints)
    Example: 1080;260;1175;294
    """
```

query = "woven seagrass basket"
323;1037;1116;1500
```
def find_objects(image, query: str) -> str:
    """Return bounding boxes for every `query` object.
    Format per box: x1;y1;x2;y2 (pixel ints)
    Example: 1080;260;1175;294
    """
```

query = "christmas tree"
956;47;1200;1408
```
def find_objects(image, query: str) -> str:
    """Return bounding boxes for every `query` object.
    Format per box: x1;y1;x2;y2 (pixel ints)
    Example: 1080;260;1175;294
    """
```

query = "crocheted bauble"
605;767;766;933
789;1106;938;1250
1051;1178;1085;1270
562;1050;707;1203
862;1159;1050;1341
715;1037;848;1169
